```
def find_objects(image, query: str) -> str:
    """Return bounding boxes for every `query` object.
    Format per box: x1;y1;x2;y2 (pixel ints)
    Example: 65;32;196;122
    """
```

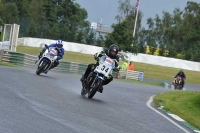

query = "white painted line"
168;114;185;122
146;95;190;133
194;130;200;133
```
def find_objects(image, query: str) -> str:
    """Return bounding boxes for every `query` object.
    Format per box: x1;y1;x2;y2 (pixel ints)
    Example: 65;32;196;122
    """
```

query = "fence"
0;50;144;80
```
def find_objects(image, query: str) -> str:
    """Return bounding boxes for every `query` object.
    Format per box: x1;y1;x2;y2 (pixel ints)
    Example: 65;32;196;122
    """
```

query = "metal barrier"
0;50;143;80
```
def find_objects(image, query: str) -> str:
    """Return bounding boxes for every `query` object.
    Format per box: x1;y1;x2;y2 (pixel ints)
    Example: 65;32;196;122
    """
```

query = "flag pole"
133;0;140;38
126;0;140;79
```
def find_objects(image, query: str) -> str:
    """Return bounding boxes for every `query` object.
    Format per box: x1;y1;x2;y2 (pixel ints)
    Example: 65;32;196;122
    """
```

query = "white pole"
9;24;13;51
125;52;131;79
14;24;20;52
126;0;140;79
133;0;140;38
11;24;15;51
2;25;6;42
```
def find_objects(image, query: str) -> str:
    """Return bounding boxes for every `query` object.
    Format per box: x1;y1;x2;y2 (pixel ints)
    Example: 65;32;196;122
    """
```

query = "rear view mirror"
45;44;49;48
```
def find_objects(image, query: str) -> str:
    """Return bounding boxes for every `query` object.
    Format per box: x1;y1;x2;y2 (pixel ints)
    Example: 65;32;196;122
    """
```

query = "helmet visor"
111;50;116;56
57;44;63;48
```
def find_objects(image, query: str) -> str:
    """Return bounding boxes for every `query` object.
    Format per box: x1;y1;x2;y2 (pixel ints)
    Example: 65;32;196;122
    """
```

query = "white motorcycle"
81;55;119;98
35;44;59;75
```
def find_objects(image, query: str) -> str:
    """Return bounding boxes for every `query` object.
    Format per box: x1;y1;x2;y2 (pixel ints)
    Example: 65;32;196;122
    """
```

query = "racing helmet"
56;39;63;49
108;44;119;58
179;70;184;75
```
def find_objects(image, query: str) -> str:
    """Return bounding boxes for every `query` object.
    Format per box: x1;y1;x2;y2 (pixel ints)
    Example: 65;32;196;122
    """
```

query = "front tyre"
81;88;87;96
88;78;103;99
36;62;47;75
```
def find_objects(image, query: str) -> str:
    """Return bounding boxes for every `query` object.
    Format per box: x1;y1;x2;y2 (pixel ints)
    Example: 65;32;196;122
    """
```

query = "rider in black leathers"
174;70;186;88
80;44;120;93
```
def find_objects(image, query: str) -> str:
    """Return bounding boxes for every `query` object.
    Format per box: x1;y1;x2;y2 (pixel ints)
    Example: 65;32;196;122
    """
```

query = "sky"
74;0;199;29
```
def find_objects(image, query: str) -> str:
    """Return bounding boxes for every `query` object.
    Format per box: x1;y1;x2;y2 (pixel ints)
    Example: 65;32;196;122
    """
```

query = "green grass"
132;62;200;84
154;91;200;129
115;79;163;87
0;62;15;67
16;45;200;84
16;45;96;64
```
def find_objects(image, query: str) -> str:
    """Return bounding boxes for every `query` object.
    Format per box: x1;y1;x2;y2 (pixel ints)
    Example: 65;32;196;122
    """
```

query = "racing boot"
35;51;43;64
80;74;85;82
98;86;103;93
35;59;38;64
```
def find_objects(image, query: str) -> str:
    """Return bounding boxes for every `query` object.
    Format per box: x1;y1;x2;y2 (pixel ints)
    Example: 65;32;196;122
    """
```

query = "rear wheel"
36;62;48;75
88;78;102;98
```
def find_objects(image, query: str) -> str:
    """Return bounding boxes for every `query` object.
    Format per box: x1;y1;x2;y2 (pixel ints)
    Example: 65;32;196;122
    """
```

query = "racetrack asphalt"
0;66;198;133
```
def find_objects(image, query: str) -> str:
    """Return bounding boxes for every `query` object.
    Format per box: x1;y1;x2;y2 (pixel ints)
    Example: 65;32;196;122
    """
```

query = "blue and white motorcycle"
35;44;58;75
81;55;118;98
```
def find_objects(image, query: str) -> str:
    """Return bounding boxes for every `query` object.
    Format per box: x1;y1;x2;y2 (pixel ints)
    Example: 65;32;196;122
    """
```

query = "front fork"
84;72;97;91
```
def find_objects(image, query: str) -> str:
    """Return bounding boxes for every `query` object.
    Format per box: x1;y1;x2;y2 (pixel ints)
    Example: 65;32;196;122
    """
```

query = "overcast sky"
75;0;199;28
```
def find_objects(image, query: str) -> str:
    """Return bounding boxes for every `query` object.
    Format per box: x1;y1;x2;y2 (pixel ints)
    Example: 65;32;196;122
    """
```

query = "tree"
96;35;105;47
0;18;3;26
137;28;146;53
159;43;165;56
105;21;133;52
116;0;132;22
56;0;90;42
75;30;85;44
86;29;95;45
0;2;18;23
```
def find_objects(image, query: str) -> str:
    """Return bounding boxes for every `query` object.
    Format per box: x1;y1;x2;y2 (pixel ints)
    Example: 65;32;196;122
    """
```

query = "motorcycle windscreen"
99;56;115;68
104;57;115;67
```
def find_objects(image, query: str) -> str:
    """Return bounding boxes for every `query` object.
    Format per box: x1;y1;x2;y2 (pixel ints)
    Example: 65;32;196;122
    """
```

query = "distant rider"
36;39;64;72
174;70;186;88
80;44;120;93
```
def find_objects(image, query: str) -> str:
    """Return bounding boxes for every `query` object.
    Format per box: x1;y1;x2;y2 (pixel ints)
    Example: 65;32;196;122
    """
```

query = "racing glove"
94;55;99;60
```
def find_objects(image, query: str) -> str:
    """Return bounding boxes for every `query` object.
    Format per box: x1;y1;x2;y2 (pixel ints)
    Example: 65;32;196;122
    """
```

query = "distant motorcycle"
35;44;58;75
173;76;183;90
81;55;118;98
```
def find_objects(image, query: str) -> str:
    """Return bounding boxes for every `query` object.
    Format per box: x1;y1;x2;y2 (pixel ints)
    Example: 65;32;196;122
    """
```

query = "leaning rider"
36;40;64;72
174;70;186;88
80;44;120;93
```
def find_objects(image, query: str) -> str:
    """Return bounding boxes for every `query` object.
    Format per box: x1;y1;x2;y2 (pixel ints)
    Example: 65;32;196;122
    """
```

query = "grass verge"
16;45;96;64
115;79;163;87
154;91;200;129
0;62;15;67
16;45;200;84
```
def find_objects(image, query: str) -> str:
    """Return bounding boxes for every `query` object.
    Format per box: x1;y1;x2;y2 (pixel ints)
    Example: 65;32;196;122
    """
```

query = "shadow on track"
78;95;107;104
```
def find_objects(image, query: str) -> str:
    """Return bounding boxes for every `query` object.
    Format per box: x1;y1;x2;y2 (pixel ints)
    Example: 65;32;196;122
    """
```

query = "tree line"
0;0;200;61
0;0;95;44
107;0;200;61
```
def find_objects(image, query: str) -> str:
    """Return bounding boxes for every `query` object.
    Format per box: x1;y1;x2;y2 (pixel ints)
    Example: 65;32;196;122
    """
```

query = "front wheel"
81;88;87;96
174;82;178;90
179;84;183;90
88;78;103;99
36;62;48;75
